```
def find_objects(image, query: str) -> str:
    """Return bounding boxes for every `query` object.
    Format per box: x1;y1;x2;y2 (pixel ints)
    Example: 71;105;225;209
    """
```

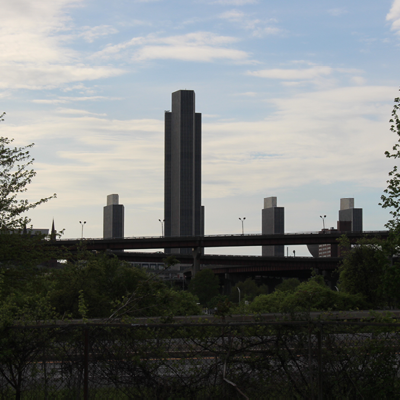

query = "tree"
229;278;268;303
188;269;220;306
275;278;301;293
49;249;200;319
380;93;400;230
338;238;388;307
249;276;366;314
0;117;55;230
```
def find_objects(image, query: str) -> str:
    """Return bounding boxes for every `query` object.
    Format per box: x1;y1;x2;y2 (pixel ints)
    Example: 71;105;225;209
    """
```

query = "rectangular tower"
339;198;363;232
103;194;124;239
262;196;284;257
164;90;203;254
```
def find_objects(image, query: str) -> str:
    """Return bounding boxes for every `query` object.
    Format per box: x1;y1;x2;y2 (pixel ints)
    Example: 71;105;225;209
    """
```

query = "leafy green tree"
0;125;58;327
167;290;201;316
249;276;366;314
274;278;301;293
380;93;400;230
230;278;268;303
338;238;388;307
0;128;55;230
207;294;229;309
188;269;220;306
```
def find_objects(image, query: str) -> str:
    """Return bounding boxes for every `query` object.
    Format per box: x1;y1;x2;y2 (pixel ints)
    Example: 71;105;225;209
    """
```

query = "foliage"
249;276;366;313
338;237;389;307
229;278;268;303
274;278;301;293
380;93;400;230
207;293;229;309
49;249;201;319
188;268;220;307
0;125;55;230
166;290;202;316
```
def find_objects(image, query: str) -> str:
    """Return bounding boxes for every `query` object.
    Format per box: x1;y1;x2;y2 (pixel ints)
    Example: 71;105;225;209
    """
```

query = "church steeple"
50;218;56;241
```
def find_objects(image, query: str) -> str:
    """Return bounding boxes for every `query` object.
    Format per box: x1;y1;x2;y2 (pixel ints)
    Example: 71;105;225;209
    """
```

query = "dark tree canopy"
230;278;268;303
338;240;387;307
188;269;220;306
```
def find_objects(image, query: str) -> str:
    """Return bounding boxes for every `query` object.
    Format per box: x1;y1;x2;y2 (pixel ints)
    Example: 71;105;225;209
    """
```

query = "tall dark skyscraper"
103;194;124;239
261;196;284;257
164;90;204;254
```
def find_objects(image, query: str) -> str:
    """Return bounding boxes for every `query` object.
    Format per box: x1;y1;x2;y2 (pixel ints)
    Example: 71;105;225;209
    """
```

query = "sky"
1;0;400;256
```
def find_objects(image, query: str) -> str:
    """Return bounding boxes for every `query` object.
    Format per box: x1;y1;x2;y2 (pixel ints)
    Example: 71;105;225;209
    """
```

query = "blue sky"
1;0;400;255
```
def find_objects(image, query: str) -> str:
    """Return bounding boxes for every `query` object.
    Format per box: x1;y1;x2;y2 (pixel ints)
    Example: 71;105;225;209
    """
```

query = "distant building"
318;228;339;257
308;198;363;258
262;196;284;257
338;198;362;232
103;194;124;239
164;90;204;254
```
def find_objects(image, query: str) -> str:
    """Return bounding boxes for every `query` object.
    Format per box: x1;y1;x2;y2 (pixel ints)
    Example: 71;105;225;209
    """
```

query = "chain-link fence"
1;321;400;399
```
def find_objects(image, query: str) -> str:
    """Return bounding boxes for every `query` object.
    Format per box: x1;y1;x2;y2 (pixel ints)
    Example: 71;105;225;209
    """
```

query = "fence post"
83;327;89;400
317;323;323;400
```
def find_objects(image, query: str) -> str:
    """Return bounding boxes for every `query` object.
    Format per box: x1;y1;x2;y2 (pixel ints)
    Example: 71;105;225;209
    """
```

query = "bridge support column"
192;247;202;278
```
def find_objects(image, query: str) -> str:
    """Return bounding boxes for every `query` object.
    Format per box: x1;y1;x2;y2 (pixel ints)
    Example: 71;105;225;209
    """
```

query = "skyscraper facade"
103;194;124;239
262;196;285;257
164;90;203;254
338;198;362;232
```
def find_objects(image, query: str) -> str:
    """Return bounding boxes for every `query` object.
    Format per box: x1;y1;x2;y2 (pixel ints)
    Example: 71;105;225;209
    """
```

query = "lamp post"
293;250;296;257
237;287;241;304
158;219;165;237
320;215;326;230
79;221;86;239
239;217;246;235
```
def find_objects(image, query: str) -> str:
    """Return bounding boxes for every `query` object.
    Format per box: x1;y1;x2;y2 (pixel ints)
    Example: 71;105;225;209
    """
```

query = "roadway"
53;230;388;251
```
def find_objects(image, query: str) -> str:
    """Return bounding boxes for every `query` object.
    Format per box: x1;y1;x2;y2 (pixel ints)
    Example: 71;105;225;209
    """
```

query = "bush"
250;276;367;313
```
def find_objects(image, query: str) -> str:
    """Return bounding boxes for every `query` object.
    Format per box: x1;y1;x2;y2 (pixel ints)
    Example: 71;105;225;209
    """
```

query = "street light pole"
239;217;246;235
79;221;86;239
158;219;165;237
237;287;241;304
320;215;326;230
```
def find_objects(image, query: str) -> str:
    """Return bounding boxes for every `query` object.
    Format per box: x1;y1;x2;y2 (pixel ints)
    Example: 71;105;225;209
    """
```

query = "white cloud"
351;76;366;85
79;25;118;43
0;0;125;90
247;65;365;87
134;45;246;62
33;95;121;104
55;108;107;116
387;0;400;34
219;9;281;37
0;65;124;90
200;86;395;199
247;66;333;80
95;32;249;63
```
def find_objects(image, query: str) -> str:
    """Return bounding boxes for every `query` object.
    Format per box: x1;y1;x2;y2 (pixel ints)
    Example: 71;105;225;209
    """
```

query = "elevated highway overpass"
54;230;388;251
52;231;388;284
